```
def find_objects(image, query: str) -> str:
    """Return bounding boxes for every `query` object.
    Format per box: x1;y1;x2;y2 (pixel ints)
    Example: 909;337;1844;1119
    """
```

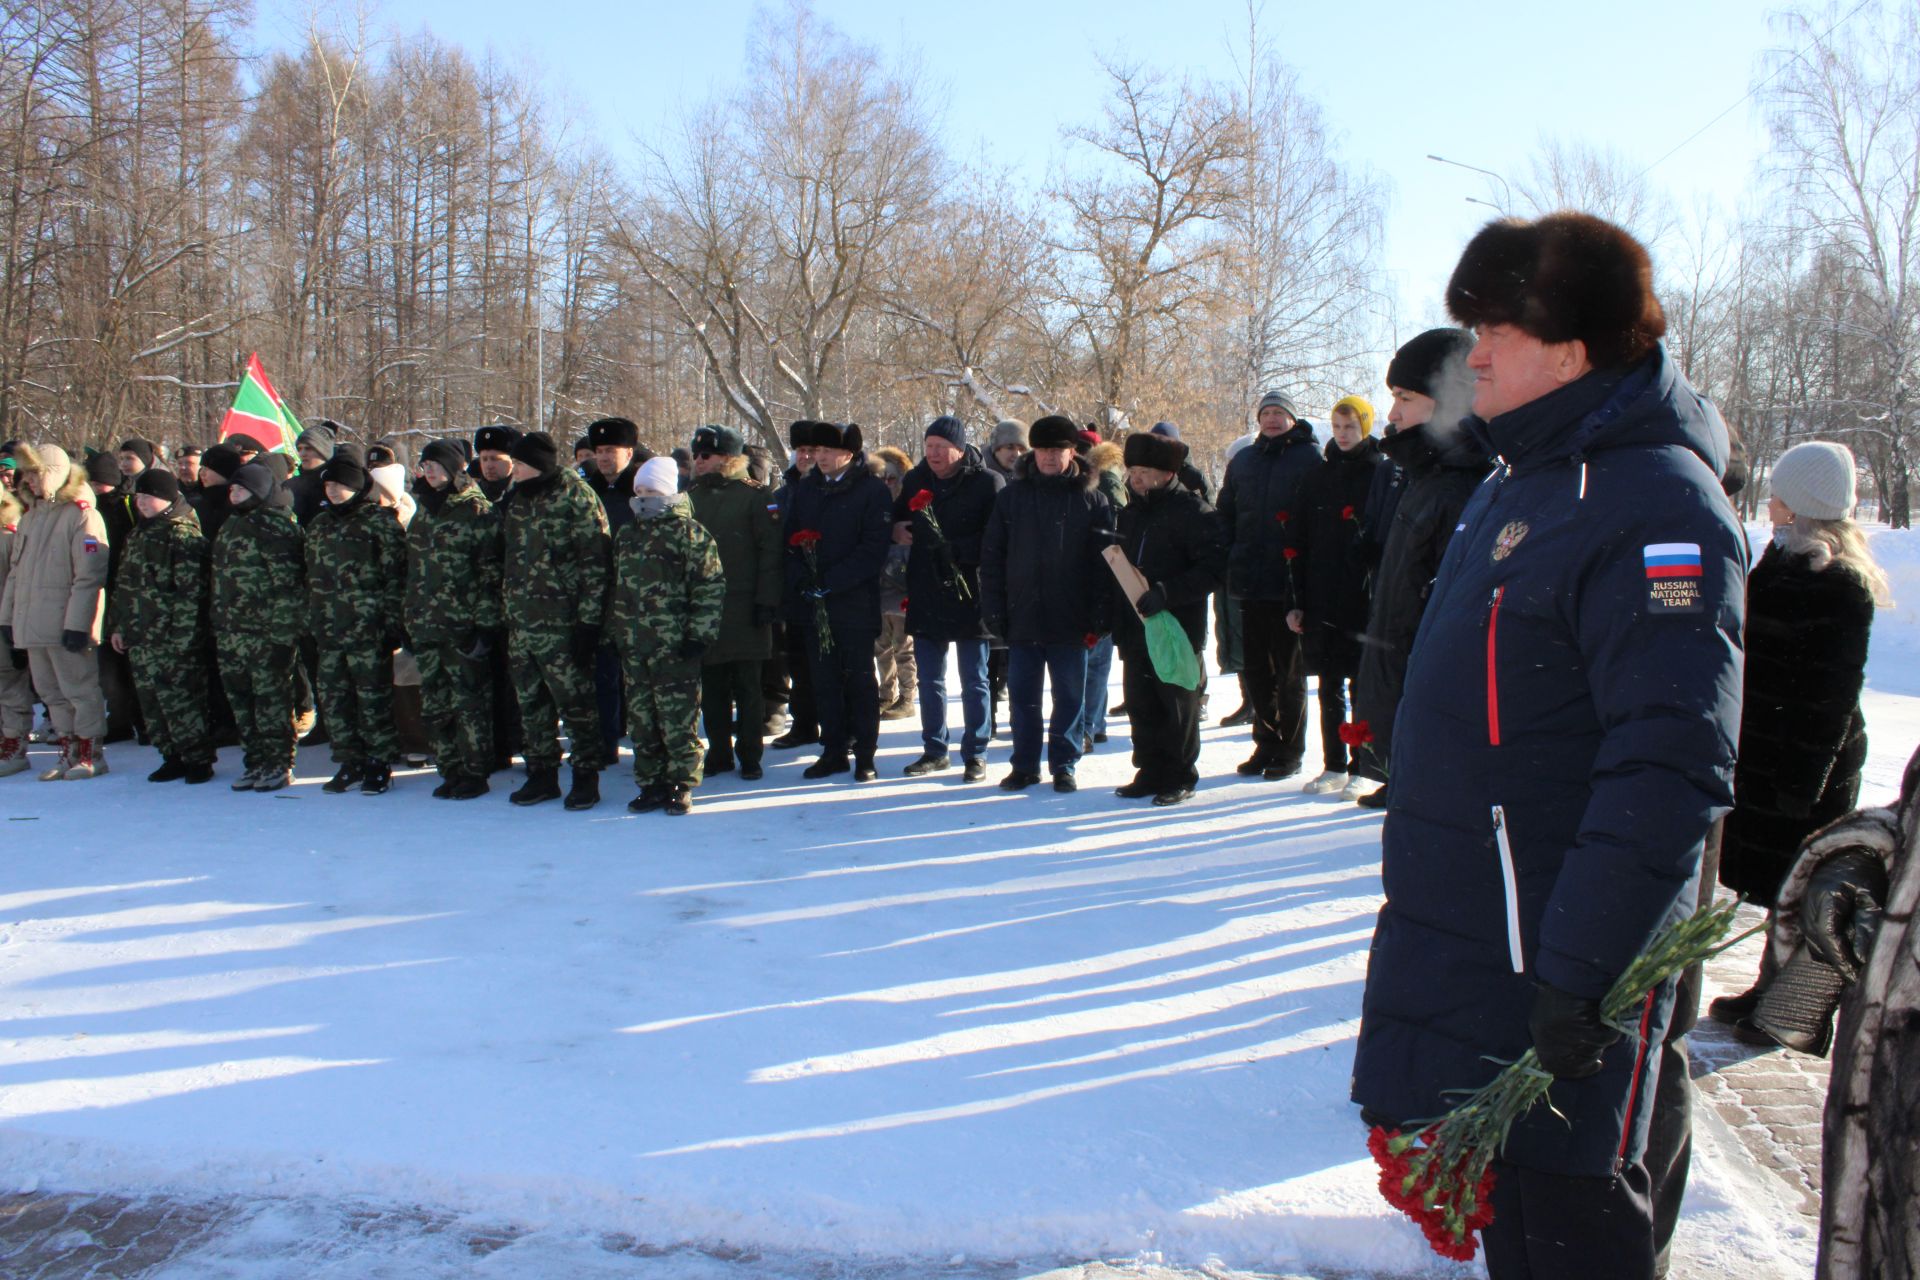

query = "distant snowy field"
2;527;1915;1279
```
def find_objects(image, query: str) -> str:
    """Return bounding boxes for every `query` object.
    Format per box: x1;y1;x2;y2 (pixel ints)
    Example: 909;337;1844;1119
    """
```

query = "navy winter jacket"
1216;420;1323;605
1351;347;1747;1177
782;455;893;634
979;455;1115;646
893;448;1004;643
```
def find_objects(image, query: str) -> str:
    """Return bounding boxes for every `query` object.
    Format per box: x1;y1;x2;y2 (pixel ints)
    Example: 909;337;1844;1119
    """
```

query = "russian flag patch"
1643;543;1703;611
82;535;99;555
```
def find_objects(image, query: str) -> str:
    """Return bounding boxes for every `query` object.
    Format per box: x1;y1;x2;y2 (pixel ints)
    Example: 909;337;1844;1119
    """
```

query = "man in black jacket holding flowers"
783;422;892;782
1350;214;1746;1278
893;415;1003;782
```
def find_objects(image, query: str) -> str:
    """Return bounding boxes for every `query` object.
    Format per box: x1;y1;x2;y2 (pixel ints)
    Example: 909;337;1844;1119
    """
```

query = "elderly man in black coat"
893;416;1003;782
1110;431;1225;806
783;421;893;781
979;415;1115;793
1216;389;1322;781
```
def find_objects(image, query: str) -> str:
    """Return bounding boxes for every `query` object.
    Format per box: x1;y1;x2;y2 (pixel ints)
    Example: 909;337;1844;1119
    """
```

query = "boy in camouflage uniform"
213;462;306;791
108;470;213;782
612;457;725;815
305;449;408;794
406;439;504;800
500;431;612;810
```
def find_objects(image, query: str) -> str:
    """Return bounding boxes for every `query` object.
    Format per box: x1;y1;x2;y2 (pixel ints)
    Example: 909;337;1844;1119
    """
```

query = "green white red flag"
218;353;303;454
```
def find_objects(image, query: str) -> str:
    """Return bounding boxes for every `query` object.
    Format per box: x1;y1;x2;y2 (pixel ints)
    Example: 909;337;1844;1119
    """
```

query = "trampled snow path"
3;525;1916;1279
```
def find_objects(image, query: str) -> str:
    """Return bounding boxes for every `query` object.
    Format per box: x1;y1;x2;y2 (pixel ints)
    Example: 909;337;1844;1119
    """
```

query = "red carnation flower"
1282;546;1300;560
788;529;822;547
908;489;934;512
1084;631;1099;649
1274;509;1291;523
1338;720;1373;747
1341;504;1356;520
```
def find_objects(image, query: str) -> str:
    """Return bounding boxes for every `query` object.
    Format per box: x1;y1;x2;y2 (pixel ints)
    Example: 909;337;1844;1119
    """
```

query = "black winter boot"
323;763;367;793
563;767;601;811
510;767;562;806
360;762;392;795
148;757;188;783
664;783;693;815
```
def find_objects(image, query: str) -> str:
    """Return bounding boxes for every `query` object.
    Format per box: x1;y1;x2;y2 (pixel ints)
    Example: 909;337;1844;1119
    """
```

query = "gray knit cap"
1256;389;1297;418
1769;441;1856;521
990;419;1028;450
296;424;337;458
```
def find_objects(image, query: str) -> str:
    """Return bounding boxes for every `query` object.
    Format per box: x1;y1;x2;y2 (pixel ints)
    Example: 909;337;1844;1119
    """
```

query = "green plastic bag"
1146;612;1203;689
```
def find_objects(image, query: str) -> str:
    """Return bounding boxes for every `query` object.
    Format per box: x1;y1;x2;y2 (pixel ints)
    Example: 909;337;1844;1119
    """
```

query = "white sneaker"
1339;776;1371;801
1302;769;1348;795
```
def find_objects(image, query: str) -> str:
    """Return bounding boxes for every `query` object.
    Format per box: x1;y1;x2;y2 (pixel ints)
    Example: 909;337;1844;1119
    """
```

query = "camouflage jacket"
609;496;725;659
501;466;611;635
108;505;209;651
304;498;407;645
405;481;503;643
212;501;306;644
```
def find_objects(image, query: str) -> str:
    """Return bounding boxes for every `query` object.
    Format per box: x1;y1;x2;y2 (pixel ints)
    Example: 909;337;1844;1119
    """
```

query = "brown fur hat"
1444;212;1666;370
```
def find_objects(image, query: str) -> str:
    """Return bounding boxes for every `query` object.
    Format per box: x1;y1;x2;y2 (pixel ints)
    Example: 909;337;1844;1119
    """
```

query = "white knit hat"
1769;441;1856;521
632;456;679;495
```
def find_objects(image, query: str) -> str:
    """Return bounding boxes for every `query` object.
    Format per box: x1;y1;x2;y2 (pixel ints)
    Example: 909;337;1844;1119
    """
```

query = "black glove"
1801;851;1888;982
676;637;708;663
753;604;780;627
7;648;23;669
0;625;11;647
1135;585;1168;618
457;630;494;664
60;629;89;653
570;623;601;666
1528;982;1620;1079
268;643;296;669
382;628;408;654
984;614;1007;642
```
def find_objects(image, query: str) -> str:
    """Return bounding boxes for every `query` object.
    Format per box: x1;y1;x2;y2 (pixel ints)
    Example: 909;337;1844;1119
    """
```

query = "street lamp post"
1427;153;1514;214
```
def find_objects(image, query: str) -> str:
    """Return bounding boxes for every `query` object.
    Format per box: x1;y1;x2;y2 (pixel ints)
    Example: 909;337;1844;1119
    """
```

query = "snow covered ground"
2;527;1916;1279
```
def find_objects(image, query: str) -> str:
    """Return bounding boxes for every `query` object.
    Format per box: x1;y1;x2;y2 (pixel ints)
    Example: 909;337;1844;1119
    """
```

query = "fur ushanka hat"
1445;212;1667;371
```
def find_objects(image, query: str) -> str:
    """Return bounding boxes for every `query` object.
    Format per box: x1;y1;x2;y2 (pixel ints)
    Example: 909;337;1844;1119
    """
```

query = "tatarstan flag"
218;353;303;454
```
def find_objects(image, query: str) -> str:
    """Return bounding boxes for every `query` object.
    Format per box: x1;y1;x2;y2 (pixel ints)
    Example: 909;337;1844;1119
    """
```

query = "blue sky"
252;0;1794;351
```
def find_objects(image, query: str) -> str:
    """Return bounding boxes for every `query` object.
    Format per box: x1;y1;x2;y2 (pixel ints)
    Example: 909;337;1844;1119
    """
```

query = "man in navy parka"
1351;213;1746;1278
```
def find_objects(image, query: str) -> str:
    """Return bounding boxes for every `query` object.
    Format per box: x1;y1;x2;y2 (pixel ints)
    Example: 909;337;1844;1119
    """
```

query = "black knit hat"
924;415;966;448
1445;213;1667;370
691;425;744;457
198;443;242;481
1124;432;1189;472
1028;415;1080;450
85;452;122;486
512;431;559;473
813;422;863;453
231;461;275;504
178;444;204;459
420;439;468;478
320;453;370;495
587;416;639;449
571;435;592;457
1149;421;1181;441
118;438;156;468
475;424;521;454
134;468;181;503
227;432;268;456
1385;328;1475;399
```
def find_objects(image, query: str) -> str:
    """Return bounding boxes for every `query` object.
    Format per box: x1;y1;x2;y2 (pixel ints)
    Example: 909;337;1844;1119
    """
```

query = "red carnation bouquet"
1369;897;1759;1261
1339;719;1386;779
788;529;833;652
907;488;971;601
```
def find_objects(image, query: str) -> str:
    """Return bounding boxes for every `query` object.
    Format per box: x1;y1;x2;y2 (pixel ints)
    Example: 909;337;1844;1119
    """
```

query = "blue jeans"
1006;643;1088;775
1080;635;1114;740
914;637;990;762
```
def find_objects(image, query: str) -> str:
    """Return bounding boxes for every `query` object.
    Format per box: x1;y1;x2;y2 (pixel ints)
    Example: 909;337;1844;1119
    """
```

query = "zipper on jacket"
1484;585;1505;746
1490;804;1524;974
1615;992;1658;1170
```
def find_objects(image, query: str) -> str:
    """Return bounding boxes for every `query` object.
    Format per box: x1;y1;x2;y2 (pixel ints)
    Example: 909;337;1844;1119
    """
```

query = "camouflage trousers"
509;629;608;773
415;641;493;781
218;634;298;775
0;643;31;739
620;648;704;786
315;641;398;767
129;643;211;766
